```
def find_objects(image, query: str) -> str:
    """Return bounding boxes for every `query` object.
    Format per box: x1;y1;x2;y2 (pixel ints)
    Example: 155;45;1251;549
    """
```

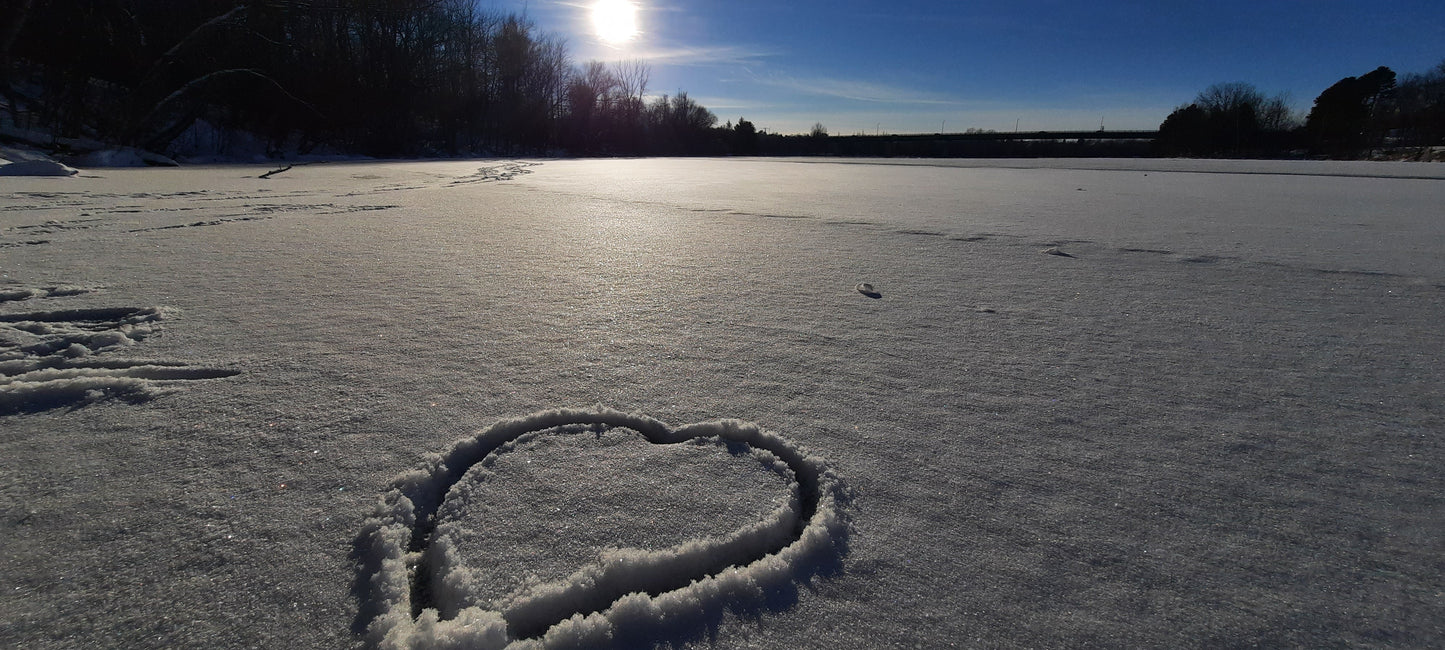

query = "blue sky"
494;1;1445;134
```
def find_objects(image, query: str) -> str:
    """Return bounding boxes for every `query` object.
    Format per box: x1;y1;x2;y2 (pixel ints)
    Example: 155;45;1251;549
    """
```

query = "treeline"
1158;61;1445;158
0;0;729;157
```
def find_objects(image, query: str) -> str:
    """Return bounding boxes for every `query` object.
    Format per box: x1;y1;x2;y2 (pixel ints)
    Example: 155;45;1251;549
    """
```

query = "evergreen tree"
1305;67;1396;155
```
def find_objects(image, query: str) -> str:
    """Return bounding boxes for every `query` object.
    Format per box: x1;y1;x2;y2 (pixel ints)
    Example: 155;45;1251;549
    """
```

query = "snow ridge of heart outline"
353;407;851;649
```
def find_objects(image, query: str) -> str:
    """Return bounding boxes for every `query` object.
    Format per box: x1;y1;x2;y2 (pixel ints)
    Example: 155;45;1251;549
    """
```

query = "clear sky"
494;0;1445;135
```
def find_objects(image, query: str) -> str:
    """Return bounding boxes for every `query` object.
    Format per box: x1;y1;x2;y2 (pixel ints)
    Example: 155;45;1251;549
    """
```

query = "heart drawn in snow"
353;408;850;649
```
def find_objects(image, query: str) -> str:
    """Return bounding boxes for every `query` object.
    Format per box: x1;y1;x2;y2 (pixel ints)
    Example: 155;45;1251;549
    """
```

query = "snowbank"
354;408;851;649
0;159;79;176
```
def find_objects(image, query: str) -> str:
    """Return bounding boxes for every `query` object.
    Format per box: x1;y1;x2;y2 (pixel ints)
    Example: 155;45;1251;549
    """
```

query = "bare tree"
1259;94;1297;132
613;59;649;102
532;36;570;122
1195;82;1265;115
585;61;618;100
1396;59;1445;146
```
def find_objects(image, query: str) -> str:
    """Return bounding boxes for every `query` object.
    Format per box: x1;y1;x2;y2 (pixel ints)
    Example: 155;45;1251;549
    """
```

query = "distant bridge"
833;130;1159;142
785;130;1160;158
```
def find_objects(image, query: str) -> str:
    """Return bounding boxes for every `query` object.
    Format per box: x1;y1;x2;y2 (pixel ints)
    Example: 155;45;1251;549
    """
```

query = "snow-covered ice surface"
2;158;1443;648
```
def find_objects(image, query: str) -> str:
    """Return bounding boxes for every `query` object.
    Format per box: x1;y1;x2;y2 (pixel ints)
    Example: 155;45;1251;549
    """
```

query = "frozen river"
2;158;1443;648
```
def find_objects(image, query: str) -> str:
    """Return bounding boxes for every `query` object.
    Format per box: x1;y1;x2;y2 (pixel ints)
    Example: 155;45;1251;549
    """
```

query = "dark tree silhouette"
1259;94;1297;132
1156;82;1296;157
1395;60;1445;148
733;118;758;155
2;0;727;158
1305;67;1397;156
806;123;829;154
0;0;36;109
1157;104;1210;156
1195;82;1263;153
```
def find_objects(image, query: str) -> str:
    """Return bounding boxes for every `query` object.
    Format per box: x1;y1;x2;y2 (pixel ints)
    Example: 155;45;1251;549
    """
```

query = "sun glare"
591;0;639;45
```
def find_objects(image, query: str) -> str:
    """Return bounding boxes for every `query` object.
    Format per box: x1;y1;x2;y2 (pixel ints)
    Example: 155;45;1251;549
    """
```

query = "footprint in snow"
0;294;239;414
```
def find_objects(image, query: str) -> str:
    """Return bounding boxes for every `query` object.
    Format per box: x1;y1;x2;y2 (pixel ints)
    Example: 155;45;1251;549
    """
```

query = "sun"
591;0;639;45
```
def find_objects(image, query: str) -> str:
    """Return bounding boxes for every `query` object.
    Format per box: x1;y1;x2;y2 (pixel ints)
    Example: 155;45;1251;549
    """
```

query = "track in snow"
0;292;240;414
353;408;850;649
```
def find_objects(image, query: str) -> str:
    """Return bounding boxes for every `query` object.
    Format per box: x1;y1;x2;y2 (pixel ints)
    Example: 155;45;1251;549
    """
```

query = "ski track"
0;193;407;247
525;172;1426;282
448;161;541;186
353;408;850;650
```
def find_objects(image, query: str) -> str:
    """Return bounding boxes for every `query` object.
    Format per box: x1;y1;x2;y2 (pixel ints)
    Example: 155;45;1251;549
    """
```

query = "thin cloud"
683;95;766;112
624;43;779;66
